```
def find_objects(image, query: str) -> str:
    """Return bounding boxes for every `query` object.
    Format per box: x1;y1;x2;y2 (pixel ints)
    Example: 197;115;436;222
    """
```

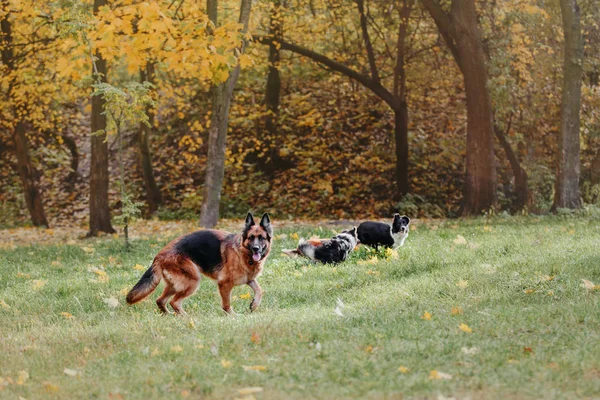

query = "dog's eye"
249;235;255;241
257;235;264;241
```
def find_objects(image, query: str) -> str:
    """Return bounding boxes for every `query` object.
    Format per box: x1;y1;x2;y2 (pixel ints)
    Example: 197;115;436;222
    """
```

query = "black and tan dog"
126;213;273;314
282;227;359;264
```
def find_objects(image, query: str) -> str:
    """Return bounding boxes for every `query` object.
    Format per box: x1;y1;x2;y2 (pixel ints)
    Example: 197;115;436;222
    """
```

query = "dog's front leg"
218;281;234;314
247;280;262;312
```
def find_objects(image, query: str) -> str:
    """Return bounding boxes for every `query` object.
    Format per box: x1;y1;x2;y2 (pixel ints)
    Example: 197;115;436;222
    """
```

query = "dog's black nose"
252;246;260;252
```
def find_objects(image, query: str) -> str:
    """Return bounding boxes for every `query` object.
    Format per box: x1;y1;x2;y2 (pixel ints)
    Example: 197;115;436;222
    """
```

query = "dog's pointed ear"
260;213;273;237
401;215;410;225
351;226;358;237
393;213;401;222
245;212;255;229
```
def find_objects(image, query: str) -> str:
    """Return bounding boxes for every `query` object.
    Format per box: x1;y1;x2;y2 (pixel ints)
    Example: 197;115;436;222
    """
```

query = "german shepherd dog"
126;213;273;315
282;227;359;264
357;214;410;249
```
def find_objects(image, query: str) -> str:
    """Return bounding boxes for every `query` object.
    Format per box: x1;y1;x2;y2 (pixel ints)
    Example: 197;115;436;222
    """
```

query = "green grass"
1;216;599;399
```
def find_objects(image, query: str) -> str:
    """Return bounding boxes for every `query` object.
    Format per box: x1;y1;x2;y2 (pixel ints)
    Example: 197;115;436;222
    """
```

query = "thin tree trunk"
13;121;49;227
88;0;115;236
494;117;529;210
138;63;162;215
553;0;583;210
394;104;409;197
200;0;252;228
393;0;413;198
62;135;79;184
264;0;282;137
2;2;49;227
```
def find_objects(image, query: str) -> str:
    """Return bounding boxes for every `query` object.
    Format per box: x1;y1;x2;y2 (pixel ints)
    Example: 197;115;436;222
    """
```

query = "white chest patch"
392;231;408;248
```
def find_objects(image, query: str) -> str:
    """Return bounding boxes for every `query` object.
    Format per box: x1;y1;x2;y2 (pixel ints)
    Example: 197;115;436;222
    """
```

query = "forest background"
0;0;598;233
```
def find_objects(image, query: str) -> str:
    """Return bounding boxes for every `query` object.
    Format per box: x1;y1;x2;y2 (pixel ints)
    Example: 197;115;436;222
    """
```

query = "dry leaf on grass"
453;235;467;245
398;366;409;373
456;280;469;289
459;323;473;333
103;297;119;309
237;387;263;395
61;312;74;319
429;370;453;380
421;311;432;320
581;279;600;290
242;365;267;371
16;371;29;385
63;368;78;377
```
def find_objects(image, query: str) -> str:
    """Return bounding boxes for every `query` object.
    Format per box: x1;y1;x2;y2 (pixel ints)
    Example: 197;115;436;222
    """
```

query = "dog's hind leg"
169;278;200;315
156;285;175;314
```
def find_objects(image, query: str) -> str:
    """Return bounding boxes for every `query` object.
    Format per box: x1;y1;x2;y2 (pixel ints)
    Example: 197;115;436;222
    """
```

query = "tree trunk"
453;0;497;216
88;0;115;236
138;63;162;215
264;0;282;137
553;0;583;210
422;0;497;215
200;0;252;227
494;119;529;210
13;121;49;227
2;2;49;227
394;104;409;198
393;0;413;199
62;135;79;185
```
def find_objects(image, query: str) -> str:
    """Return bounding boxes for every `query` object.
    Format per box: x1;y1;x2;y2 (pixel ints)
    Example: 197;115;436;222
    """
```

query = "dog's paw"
249;299;260;312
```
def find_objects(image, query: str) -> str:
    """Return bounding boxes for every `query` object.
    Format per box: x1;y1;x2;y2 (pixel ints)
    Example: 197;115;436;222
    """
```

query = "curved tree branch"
254;35;398;108
355;0;380;83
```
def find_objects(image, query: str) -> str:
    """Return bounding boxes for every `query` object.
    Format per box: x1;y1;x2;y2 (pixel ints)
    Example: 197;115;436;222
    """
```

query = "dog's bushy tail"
296;238;316;260
126;264;161;305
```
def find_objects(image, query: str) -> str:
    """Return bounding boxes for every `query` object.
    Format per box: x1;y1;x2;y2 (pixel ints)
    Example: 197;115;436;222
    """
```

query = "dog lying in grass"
126;212;272;315
282;227;359;264
357;214;410;249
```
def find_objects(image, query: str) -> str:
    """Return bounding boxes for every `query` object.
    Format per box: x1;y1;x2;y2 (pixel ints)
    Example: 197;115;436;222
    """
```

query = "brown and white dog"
126;213;273;314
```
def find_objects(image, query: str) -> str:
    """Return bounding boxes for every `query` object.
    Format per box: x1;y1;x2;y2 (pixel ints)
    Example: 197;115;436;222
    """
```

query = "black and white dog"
357;214;410;249
282;227;359;264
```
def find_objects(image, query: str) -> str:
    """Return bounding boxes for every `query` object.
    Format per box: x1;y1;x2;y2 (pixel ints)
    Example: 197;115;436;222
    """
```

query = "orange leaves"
458;323;473;334
421;311;432;321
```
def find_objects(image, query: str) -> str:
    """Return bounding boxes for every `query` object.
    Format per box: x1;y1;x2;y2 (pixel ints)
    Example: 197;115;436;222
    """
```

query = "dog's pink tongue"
252;253;261;262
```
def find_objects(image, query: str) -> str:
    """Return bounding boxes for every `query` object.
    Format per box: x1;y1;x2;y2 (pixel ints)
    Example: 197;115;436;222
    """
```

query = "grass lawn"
1;216;599;399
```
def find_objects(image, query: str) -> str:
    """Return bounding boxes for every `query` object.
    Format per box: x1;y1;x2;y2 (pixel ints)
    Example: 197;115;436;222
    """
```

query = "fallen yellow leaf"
32;279;47;290
421;311;432;321
453;235;467;245
451;306;463;315
181;389;191;397
364;345;373;353
456;280;469;289
0;300;10;310
239;293;252;300
581;279;600;290
61;312;74;319
171;345;184;353
429;370;452;380
43;382;59;392
242;365;267;371
398;366;409;373
133;264;146;271
524;289;535;294
16;370;29;385
459;323;473;333
221;359;232;368
237;387;263;395
290;233;299;240
251;332;260;344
